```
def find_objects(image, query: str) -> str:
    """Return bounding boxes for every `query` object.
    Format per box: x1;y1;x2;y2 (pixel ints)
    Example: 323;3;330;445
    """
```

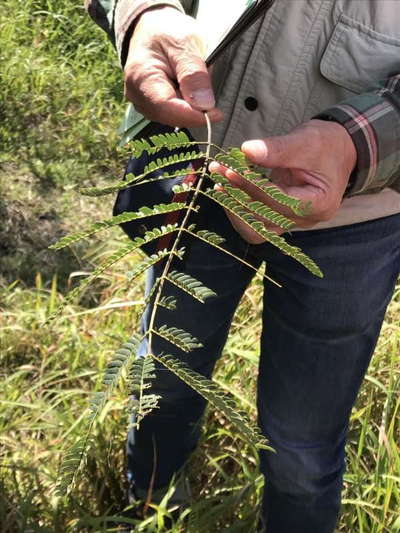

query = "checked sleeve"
317;75;400;196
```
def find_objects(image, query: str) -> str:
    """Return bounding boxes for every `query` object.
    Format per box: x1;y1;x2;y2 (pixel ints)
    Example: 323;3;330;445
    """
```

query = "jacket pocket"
320;13;400;94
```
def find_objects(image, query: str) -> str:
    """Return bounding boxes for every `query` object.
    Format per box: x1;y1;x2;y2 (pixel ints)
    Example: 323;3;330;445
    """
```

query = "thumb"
241;134;303;169
173;50;215;110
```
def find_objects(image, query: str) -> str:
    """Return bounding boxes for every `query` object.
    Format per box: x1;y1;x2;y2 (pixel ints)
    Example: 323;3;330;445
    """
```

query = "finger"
165;39;216;110
154;100;223;128
241;133;306;169
210;156;328;227
215;182;287;237
224;210;267;244
208;161;229;176
211;163;312;227
126;70;223;128
178;65;215;111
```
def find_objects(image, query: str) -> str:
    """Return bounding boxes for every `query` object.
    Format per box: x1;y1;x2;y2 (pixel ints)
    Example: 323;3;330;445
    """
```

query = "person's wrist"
312;118;357;179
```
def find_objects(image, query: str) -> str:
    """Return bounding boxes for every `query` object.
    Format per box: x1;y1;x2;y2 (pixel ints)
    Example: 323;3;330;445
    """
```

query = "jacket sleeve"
316;75;400;196
85;1;197;66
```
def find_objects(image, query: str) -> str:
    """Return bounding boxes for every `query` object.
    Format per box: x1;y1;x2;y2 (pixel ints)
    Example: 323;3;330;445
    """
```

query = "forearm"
316;75;400;196
84;0;196;65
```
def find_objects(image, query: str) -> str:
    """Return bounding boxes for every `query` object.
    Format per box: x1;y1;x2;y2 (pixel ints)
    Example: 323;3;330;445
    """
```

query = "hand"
209;120;357;244
124;6;223;128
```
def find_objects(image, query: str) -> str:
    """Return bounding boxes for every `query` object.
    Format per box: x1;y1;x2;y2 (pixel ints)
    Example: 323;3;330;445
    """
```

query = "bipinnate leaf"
81;151;203;197
50;203;188;250
159;295;177;310
126;250;175;283
205;189;323;277
127;356;161;425
154;325;203;353
48;224;180;321
88;391;107;421
102;335;141;387
143;152;202;177
213;181;295;230
195;230;226;246
56;431;94;496
215;147;249;174
52;119;326;498
214;148;305;215
130;130;193;158
155;354;272;451
166;270;217;303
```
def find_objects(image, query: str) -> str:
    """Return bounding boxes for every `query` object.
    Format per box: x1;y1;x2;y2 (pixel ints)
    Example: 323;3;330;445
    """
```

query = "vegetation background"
0;0;399;531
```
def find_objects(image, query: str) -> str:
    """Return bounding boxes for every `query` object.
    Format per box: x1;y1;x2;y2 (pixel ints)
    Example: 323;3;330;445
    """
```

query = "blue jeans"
126;198;400;533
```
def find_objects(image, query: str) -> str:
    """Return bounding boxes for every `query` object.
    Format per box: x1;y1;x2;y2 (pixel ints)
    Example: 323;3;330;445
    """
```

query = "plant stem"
183;227;280;287
147;113;213;353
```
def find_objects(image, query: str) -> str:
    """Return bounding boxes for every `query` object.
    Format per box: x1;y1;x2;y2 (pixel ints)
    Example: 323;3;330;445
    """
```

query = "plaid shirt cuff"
316;75;400;196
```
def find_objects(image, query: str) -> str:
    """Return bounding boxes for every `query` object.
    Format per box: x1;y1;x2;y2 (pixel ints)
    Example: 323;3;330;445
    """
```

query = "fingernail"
191;88;215;110
242;140;268;161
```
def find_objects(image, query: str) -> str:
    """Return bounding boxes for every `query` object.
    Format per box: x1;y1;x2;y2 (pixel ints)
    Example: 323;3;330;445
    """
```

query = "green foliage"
215;148;307;215
1;254;399;532
127;357;161;426
50;225;180;318
1;1;399;528
158;295;178;310
195;229;226;246
81;151;204;197
154;325;203;353
126;250;173;282
166;270;217;303
103;335;141;388
49;118;328;496
0;0;123;186
155;354;272;452
204;188;323;277
56;433;94;497
218;182;295;230
50;203;188;250
130;130;195;158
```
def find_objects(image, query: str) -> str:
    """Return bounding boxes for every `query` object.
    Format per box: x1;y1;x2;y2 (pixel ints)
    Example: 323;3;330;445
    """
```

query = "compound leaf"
154;325;203;353
155;354;272;451
50;203;188;250
166;270;217;303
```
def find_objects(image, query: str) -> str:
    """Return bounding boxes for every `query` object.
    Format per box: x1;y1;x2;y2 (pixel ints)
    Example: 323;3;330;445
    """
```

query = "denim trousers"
126;194;400;533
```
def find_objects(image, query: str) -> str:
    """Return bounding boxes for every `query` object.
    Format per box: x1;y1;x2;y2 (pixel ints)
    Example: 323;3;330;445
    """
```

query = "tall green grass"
1;276;399;531
0;0;399;531
0;0;123;186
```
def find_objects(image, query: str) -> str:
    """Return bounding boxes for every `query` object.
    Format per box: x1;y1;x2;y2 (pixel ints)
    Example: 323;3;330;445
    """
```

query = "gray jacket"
86;0;400;225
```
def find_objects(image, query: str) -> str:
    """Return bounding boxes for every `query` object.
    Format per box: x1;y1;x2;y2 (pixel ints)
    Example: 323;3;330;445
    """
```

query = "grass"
0;0;399;531
1;276;399;531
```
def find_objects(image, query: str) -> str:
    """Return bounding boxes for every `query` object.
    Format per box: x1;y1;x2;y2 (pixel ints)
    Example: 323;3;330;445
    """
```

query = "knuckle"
273;136;290;156
173;52;205;73
180;69;208;86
